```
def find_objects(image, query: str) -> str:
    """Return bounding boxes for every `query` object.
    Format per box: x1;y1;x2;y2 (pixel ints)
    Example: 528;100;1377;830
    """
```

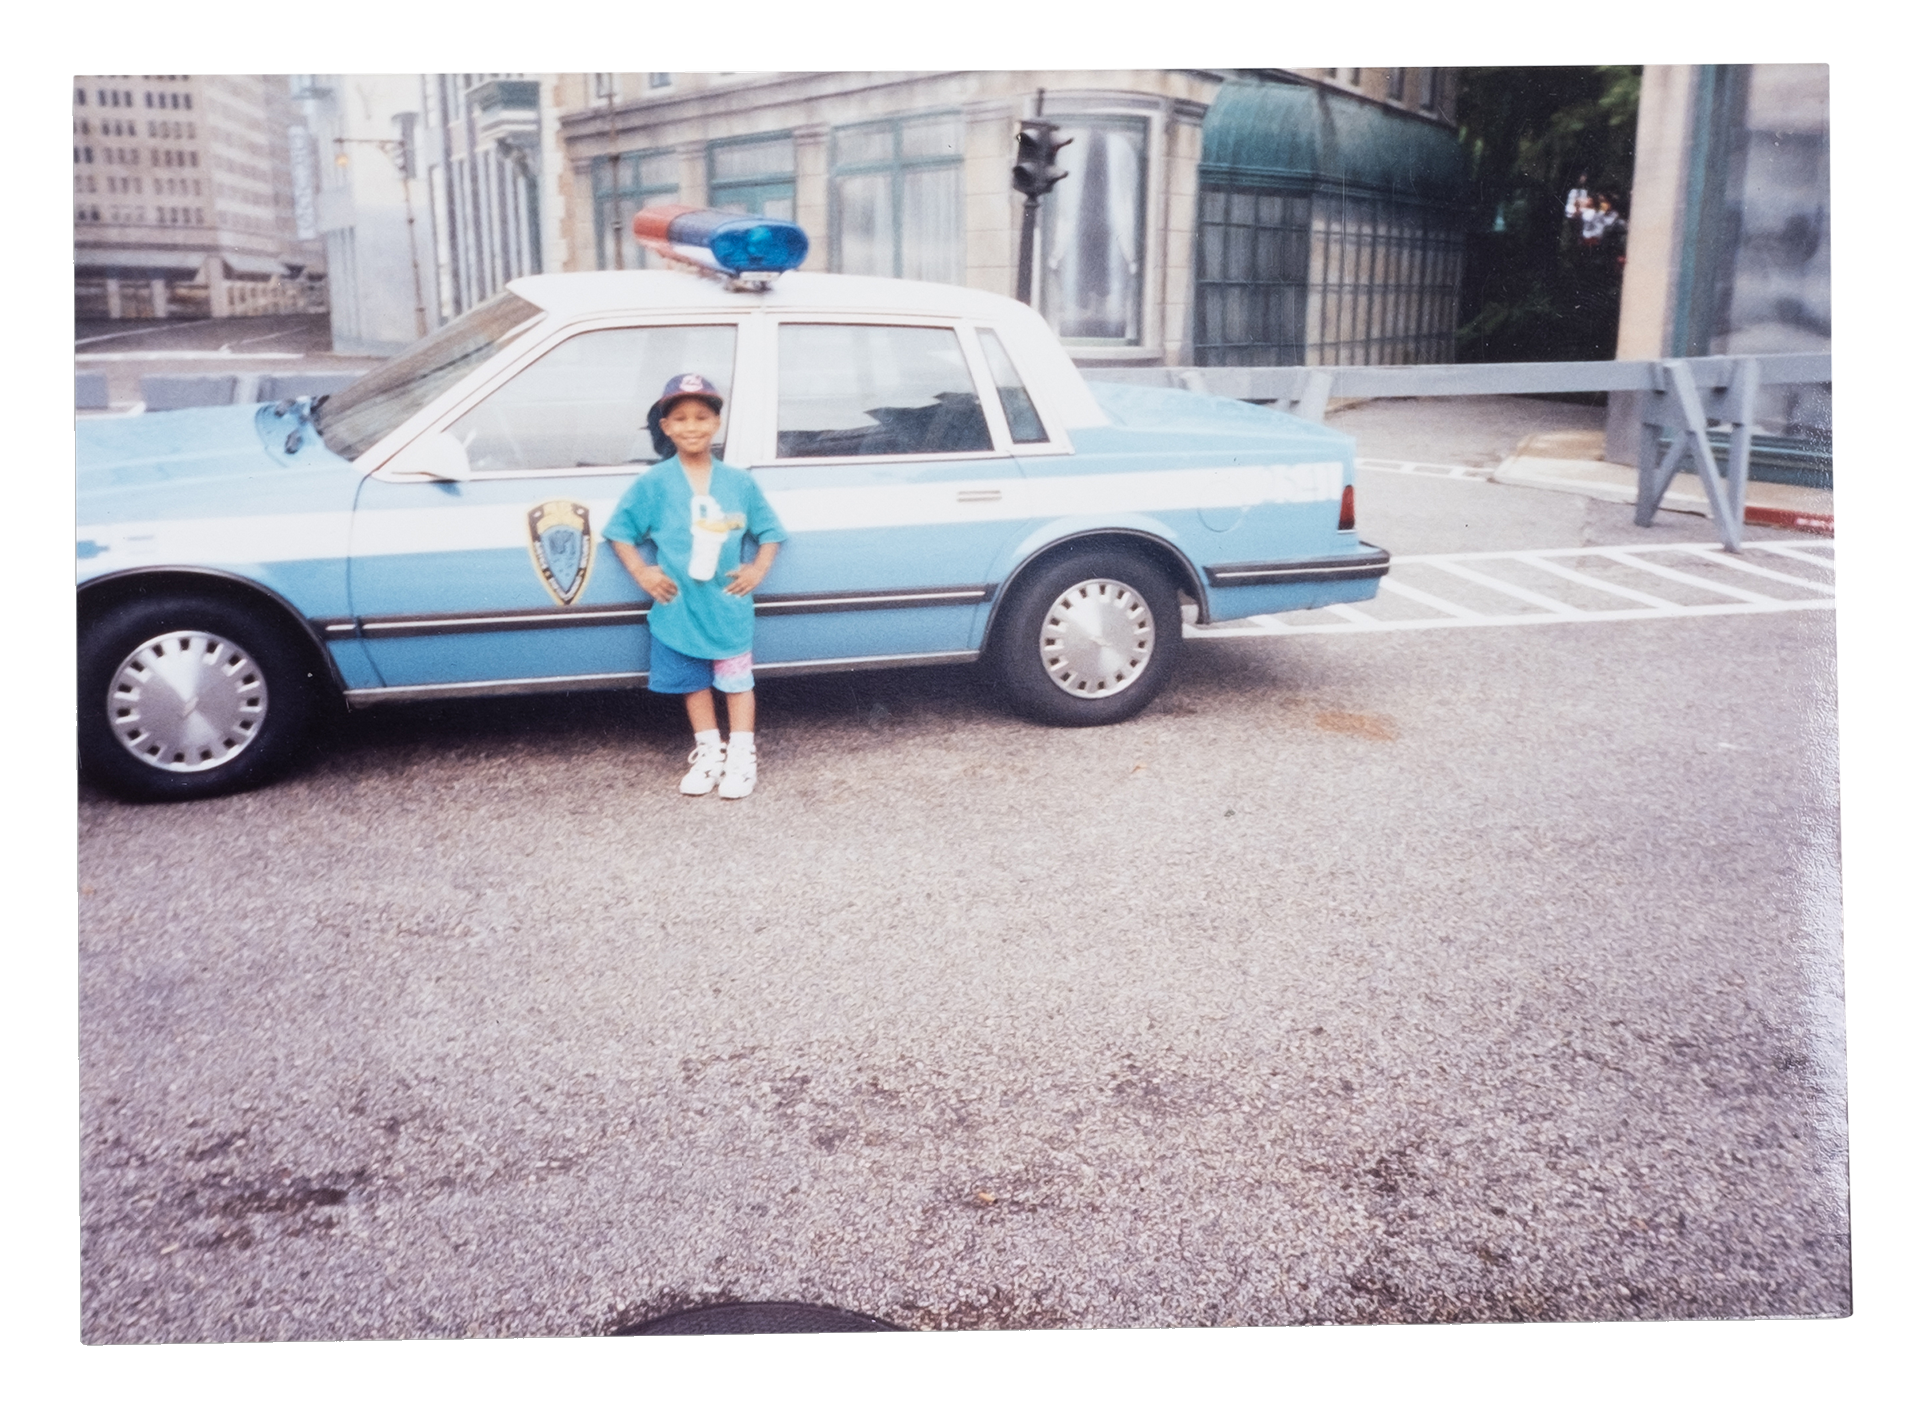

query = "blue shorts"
647;635;755;694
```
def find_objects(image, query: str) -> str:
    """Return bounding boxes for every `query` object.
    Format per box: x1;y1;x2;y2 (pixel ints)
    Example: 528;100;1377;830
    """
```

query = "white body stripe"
79;463;1344;567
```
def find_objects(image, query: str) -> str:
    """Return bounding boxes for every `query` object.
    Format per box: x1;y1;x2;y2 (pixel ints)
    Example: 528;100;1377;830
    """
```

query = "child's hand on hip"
724;561;769;596
635;564;678;603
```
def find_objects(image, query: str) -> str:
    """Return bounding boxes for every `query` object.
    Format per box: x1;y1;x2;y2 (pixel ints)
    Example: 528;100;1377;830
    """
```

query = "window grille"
1195;189;1462;367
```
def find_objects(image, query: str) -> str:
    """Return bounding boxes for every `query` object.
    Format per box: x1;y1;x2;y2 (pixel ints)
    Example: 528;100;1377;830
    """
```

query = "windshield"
313;291;544;460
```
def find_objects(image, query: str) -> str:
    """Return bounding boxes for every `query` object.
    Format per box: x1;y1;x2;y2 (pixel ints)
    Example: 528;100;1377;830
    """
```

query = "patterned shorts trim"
648;635;755;694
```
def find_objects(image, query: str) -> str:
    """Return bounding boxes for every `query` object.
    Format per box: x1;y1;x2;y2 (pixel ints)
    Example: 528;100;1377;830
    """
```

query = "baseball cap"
651;372;724;416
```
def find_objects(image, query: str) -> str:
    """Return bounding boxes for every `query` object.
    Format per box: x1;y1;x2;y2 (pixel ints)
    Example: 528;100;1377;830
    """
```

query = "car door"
747;318;1028;668
347;319;740;691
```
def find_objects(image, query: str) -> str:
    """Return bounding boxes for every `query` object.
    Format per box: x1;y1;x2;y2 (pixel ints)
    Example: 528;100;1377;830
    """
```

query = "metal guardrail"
76;371;366;415
1085;353;1831;553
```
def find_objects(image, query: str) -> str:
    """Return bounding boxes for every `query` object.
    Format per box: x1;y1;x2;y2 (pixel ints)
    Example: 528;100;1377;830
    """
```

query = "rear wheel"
988;547;1183;726
78;594;318;802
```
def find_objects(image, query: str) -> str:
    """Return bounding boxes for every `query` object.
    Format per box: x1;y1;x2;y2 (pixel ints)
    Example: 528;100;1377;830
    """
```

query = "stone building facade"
552;69;1464;369
73;75;326;320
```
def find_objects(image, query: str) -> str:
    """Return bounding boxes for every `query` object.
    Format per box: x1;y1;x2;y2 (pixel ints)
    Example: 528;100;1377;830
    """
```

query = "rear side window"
976;328;1048;444
447;324;736;473
776;323;992;459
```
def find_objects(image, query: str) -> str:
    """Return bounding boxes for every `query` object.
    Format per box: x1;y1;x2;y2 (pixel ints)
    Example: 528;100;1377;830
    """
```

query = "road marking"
1186;542;1835;638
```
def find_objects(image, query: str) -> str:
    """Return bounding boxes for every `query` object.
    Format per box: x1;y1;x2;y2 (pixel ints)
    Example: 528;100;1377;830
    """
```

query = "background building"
73;75;326;321
1608;64;1830;462
293;73;568;353
553;69;1465;369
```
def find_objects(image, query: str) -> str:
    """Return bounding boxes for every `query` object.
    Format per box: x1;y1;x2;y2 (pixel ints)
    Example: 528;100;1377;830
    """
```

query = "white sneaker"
718;746;756;799
680;739;725;795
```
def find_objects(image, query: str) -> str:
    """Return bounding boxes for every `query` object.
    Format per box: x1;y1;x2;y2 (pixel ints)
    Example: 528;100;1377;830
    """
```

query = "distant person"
604;374;787;800
1565;174;1593;237
1582;194;1625;247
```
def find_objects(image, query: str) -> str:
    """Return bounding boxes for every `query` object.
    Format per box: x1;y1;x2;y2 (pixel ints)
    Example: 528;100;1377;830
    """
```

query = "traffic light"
1012;120;1071;199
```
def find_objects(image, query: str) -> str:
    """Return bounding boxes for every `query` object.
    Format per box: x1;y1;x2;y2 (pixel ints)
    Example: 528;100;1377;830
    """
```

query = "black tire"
987;546;1183;726
78;594;319;802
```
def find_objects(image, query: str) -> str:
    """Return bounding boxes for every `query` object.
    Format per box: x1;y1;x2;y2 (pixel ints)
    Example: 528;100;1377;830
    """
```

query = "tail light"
1338;484;1356;531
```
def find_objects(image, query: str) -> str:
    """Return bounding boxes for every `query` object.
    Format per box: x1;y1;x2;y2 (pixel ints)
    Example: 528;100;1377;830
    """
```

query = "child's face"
660;398;721;457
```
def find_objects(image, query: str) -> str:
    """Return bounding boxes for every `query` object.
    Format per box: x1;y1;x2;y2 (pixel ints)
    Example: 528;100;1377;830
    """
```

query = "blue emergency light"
633;205;809;282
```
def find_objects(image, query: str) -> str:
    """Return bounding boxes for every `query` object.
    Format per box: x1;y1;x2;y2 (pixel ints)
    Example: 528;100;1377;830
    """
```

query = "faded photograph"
74;68;1842;1341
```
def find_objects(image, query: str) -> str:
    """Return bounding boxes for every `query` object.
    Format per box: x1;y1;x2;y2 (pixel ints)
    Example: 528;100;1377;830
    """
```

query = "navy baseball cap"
651;372;723;416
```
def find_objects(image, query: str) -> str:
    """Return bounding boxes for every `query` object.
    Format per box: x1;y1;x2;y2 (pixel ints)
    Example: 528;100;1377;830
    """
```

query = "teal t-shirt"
603;457;788;661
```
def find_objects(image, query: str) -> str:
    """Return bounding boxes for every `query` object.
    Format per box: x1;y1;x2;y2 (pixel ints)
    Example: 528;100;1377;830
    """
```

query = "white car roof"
505;269;1110;430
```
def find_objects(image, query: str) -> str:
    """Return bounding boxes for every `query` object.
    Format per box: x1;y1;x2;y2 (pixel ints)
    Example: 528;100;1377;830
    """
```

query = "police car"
77;208;1390;802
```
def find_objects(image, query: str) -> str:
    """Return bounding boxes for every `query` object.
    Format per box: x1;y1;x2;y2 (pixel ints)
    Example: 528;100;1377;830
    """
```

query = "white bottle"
688;494;727;581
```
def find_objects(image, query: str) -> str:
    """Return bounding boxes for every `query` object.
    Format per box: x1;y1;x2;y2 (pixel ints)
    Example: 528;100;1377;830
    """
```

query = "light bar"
633;204;810;279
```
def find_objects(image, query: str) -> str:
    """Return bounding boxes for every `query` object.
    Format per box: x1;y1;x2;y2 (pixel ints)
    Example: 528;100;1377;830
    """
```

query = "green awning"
1199;79;1468;208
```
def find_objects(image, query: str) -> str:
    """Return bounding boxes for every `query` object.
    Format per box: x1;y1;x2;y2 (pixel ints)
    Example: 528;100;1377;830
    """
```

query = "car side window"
775;323;993;459
976;328;1049;445
447;324;737;473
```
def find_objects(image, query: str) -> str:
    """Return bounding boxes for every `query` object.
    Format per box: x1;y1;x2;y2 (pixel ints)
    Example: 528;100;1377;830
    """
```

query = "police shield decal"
527;500;594;606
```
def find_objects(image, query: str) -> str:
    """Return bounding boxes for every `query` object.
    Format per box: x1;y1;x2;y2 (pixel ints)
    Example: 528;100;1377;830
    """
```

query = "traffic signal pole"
1014;190;1041;306
1012;104;1069;306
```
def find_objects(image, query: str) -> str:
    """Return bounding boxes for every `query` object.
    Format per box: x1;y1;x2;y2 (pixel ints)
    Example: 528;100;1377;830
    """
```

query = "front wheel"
78;594;318;802
987;547;1183;726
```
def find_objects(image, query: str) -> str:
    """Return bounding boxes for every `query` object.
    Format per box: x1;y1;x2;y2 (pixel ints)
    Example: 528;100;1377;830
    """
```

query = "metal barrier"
125;371;364;414
1085;353;1831;552
75;372;109;411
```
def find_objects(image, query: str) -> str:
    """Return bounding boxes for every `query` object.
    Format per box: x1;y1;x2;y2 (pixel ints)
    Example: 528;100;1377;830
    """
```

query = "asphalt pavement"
76;398;1848;1340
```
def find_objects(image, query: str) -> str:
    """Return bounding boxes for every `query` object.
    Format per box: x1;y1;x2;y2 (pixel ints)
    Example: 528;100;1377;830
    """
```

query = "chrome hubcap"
1039;577;1155;698
108;630;268;773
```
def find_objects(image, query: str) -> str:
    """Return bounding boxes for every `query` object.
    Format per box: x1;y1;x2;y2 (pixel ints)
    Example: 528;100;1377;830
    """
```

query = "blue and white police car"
77;209;1389;801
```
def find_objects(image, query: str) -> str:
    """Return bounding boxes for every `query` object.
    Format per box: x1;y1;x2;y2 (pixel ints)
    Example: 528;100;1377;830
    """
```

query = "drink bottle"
689;494;726;580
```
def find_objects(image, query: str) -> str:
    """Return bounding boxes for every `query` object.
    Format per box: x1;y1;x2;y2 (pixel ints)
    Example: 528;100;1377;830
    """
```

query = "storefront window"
1038;117;1147;344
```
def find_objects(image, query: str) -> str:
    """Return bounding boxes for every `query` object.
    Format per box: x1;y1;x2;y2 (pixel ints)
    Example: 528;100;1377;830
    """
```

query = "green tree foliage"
1456;66;1642;362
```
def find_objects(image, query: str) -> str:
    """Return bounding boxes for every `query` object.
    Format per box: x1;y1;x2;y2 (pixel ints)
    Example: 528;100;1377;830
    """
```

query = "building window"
1194;178;1464;368
592;148;680;269
1388;69;1407;102
1339;68;1361;86
76;88;87;105
707;133;796;220
1420;70;1441;112
830;112;964;285
648;73;671;90
1038;116;1148;344
1194;189;1313;365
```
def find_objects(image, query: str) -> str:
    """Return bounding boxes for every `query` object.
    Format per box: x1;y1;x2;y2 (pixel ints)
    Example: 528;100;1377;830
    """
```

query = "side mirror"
387;430;472;482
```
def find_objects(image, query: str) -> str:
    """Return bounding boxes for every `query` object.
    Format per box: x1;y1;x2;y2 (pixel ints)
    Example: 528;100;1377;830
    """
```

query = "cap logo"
679;374;705;391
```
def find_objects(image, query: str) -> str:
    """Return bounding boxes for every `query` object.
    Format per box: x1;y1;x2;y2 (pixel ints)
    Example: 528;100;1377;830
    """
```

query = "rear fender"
981;522;1208;654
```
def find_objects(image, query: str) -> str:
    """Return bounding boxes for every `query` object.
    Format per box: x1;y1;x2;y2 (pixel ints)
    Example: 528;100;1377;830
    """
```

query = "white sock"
694;729;722;749
728;730;755;755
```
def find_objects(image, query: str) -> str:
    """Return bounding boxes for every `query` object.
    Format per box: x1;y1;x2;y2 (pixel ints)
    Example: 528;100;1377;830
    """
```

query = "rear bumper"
1202;543;1391;588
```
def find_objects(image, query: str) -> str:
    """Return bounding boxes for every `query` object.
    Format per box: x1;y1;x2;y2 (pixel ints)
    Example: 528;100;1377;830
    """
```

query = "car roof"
508;269;1035;321
505;269;1111;430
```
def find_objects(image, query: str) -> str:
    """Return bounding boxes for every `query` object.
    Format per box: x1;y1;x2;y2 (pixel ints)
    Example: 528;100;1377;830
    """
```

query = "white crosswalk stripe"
1185;541;1836;638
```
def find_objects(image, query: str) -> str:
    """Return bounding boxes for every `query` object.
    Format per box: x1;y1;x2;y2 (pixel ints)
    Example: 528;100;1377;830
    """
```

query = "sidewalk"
1494;428;1834;536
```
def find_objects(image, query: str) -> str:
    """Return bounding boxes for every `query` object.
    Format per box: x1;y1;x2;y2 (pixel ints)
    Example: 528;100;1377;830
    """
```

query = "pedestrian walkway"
1185;540;1835;638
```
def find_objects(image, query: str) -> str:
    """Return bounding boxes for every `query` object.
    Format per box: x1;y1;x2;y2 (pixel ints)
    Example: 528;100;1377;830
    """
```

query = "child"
604;373;787;799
